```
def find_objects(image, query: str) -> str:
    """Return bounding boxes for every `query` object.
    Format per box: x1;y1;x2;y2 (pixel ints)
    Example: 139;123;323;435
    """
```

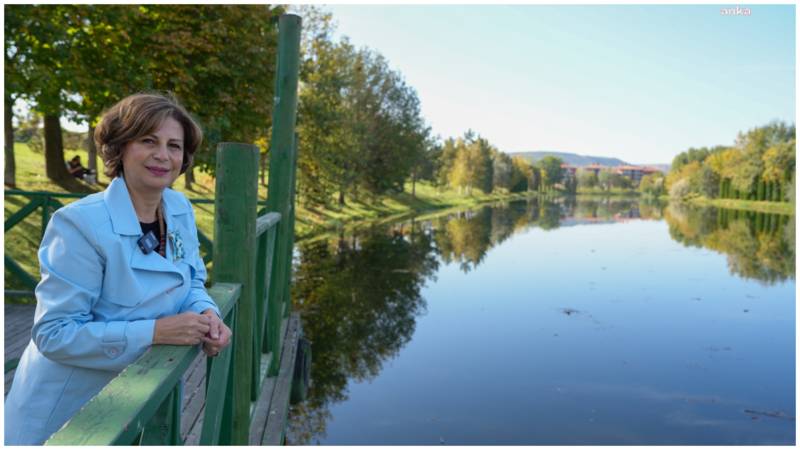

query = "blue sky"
322;4;795;164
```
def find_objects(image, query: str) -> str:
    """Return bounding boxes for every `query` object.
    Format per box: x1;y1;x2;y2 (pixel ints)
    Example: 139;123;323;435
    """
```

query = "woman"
4;93;232;445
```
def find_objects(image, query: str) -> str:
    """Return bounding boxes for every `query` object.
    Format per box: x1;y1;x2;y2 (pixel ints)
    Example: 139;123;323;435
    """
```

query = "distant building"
613;165;661;184
581;163;605;177
557;162;661;186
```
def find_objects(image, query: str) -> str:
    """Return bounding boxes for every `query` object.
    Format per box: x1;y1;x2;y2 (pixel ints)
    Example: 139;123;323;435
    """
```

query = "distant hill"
507;151;670;172
507;151;628;167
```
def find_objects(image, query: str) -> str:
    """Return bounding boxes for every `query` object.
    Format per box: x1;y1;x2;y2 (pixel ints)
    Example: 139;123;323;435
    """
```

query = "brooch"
168;230;185;262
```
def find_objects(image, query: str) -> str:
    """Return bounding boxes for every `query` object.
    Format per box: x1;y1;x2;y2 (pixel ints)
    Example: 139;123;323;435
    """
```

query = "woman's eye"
142;138;155;144
169;144;182;151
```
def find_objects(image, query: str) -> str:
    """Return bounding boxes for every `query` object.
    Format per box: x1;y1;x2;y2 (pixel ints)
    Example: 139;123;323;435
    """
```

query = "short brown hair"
94;93;203;178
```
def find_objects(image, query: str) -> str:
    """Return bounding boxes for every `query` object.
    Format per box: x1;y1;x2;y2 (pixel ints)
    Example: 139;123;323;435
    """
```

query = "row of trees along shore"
8;6;791;209
4;5;543;205
662;121;796;203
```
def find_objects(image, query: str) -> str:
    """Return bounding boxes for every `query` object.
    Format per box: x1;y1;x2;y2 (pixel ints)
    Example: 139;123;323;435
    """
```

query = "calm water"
287;197;796;445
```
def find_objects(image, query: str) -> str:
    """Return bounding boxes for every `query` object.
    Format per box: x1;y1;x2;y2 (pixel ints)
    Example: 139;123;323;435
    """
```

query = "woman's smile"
146;166;171;177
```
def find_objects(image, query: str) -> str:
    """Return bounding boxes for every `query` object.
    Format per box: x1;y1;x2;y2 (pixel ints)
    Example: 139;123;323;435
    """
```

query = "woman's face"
121;117;185;194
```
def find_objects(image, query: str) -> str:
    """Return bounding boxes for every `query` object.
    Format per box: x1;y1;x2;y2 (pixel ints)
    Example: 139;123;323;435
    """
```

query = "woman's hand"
201;309;232;357
153;312;211;345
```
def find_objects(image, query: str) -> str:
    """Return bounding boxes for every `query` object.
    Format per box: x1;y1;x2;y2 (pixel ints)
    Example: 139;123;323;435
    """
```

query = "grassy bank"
5;143;539;292
685;196;795;215
575;187;639;196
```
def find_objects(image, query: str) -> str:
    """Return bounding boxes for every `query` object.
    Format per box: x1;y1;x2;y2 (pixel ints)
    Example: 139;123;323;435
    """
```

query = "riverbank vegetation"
5;6;534;208
665;121;795;206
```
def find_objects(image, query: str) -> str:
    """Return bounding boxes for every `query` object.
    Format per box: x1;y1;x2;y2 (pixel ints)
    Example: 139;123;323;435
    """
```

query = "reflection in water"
287;197;794;444
664;203;795;284
288;226;439;443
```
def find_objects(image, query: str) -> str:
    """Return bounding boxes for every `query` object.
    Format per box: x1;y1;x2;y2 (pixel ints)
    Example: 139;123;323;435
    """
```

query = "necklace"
157;203;166;258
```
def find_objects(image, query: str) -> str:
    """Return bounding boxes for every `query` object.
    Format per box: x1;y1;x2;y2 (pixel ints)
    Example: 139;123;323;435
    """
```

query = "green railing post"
283;133;299;320
265;13;301;377
212;142;260;445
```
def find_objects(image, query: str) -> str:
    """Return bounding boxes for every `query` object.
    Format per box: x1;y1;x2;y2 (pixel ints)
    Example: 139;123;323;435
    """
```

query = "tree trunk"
338;188;345;206
45;113;88;192
5;95;16;188
87;125;98;181
411;171;416;198
184;162;195;190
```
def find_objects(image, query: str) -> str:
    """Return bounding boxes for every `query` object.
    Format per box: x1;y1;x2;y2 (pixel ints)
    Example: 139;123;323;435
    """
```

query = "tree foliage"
5;4;284;190
666;121;795;202
294;7;432;205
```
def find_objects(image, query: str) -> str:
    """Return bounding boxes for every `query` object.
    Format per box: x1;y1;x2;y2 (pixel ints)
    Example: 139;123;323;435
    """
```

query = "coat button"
109;348;118;356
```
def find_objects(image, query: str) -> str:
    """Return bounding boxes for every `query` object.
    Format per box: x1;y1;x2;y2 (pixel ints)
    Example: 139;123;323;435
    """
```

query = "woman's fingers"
209;317;220;340
201;310;221;340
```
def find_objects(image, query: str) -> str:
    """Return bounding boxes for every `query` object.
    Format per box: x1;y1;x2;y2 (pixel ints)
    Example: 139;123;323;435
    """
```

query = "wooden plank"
248;373;277;444
179;353;207;442
4;327;31;350
5;305;35;395
5;336;31;362
183;404;205;445
249;317;289;444
5;330;33;354
5;319;34;342
180;352;206;412
261;314;301;445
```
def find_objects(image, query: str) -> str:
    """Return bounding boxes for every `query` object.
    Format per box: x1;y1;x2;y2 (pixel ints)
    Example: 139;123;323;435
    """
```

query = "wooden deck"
4;304;300;444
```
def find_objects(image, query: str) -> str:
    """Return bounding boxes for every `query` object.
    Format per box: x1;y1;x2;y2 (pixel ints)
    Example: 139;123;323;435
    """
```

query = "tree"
509;156;531;192
537;156;563;191
491;151;513;192
576;168;598;190
296;11;359;205
409;132;438;198
436;137;458;188
132;5;284;188
639;173;665;197
466;137;493;194
5;5;89;191
5;5;284;191
669;178;691;200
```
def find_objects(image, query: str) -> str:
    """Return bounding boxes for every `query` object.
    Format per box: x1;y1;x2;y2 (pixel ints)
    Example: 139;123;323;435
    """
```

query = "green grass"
685;195;795;215
576;187;639;196
5;142;539;298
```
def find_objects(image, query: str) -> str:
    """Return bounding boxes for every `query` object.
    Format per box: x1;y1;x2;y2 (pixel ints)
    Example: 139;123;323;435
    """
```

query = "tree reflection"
287;225;439;444
665;203;795;284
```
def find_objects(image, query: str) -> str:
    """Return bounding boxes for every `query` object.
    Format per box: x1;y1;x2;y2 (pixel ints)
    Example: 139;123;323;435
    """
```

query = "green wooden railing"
39;13;302;445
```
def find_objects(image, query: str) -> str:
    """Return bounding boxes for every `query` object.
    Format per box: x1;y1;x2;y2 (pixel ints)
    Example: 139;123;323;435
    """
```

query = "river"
286;197;795;445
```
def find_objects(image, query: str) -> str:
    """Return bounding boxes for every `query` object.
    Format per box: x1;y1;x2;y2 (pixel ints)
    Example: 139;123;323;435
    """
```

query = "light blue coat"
4;177;220;445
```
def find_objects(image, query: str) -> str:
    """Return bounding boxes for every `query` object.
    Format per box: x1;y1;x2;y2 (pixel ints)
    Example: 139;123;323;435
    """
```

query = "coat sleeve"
177;199;221;318
31;208;155;372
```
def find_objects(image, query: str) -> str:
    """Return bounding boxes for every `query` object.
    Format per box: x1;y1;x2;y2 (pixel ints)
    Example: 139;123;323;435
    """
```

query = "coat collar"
103;176;191;236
